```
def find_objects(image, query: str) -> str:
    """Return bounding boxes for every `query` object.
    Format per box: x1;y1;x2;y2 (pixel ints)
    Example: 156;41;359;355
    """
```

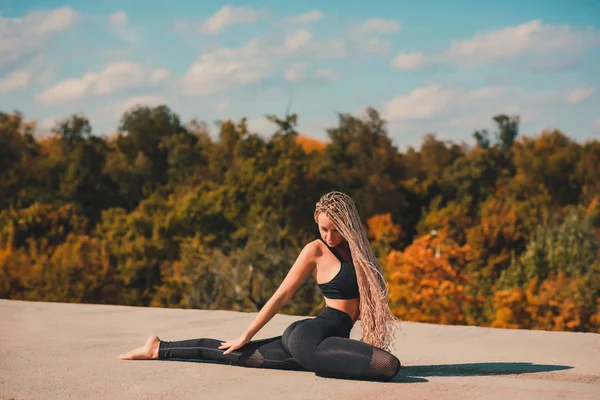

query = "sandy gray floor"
1;299;599;400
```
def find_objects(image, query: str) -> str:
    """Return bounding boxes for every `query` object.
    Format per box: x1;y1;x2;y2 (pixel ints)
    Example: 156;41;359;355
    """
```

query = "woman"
119;191;401;381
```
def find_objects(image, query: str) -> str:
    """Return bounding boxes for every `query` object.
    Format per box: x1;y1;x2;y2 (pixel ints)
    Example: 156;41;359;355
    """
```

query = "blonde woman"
119;191;402;381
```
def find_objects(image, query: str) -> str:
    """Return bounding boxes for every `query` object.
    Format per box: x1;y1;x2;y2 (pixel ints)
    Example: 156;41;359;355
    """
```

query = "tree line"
1;105;598;332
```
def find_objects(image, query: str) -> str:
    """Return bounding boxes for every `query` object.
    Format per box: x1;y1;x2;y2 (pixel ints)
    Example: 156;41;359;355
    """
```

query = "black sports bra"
317;239;360;300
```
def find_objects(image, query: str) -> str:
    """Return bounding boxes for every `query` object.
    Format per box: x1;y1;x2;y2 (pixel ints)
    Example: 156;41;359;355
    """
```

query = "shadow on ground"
391;362;573;382
153;359;572;384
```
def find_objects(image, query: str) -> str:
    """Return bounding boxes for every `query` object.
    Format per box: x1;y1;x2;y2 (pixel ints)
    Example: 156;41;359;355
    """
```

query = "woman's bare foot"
119;335;160;360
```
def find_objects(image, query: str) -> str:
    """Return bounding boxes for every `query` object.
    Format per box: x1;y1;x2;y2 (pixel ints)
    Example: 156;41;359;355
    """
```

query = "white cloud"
380;83;591;150
277;33;346;59
285;63;307;82
109;11;127;27
150;68;170;83
354;18;401;35
444;20;543;67
36;61;169;104
383;83;562;122
179;18;391;95
284;65;340;83
281;11;324;24
384;84;459;120
401;20;600;70
382;84;567;150
0;69;31;93
309;38;348;59
0;6;80;70
177;12;378;62
184;18;388;88
565;88;595;104
391;52;425;70
358;36;391;54
344;18;400;57
179;39;269;95
215;99;231;113
275;20;392;60
200;5;261;35
88;62;165;95
24;6;80;36
37;78;88;104
107;11;139;44
278;29;312;54
278;28;348;60
315;68;340;81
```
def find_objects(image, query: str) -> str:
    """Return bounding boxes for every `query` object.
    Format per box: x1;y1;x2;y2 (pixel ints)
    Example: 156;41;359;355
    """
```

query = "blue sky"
1;0;599;150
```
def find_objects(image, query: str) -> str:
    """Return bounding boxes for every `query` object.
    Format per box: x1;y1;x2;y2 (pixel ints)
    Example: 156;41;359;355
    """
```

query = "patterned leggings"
158;306;401;382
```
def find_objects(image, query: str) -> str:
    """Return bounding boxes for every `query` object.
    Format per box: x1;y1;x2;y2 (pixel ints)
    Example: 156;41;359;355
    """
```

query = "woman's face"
317;213;344;247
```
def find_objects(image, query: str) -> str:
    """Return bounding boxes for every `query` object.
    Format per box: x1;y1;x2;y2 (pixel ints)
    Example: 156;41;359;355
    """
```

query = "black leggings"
158;306;401;382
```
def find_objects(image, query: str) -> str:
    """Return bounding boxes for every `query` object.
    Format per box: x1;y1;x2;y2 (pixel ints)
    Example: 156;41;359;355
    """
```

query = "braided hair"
314;191;399;351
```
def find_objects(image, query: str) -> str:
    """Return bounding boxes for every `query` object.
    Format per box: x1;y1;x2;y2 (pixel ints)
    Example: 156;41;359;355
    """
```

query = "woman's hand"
218;333;251;355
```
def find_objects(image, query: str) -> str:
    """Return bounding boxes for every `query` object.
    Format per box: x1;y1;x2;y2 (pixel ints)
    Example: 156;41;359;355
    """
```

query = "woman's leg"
119;308;401;381
282;309;401;382
118;319;311;371
297;336;401;381
158;334;306;371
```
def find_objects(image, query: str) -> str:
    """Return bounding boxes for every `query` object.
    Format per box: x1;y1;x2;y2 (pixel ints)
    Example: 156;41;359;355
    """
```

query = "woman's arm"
243;241;319;339
220;241;319;354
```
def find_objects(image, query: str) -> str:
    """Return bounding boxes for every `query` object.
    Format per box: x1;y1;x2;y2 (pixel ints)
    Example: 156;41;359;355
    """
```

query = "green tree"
499;205;600;290
513;130;583;207
579;140;600;203
0;112;41;209
53;113;92;150
154;219;323;316
473;114;519;152
113;105;186;199
318;107;413;242
0;202;88;249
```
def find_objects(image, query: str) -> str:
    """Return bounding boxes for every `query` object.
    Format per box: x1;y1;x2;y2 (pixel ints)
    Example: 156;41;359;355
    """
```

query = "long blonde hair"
314;191;399;352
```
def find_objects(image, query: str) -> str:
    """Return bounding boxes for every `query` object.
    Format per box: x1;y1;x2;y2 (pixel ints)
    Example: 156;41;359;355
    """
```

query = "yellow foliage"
384;232;477;325
492;273;594;332
367;213;402;242
466;186;540;278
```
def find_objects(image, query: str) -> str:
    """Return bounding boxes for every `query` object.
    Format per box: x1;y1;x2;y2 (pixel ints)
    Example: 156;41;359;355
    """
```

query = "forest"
1;105;599;333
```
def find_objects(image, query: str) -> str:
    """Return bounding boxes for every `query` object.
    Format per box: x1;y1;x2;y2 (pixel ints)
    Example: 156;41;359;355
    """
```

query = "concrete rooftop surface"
1;299;599;400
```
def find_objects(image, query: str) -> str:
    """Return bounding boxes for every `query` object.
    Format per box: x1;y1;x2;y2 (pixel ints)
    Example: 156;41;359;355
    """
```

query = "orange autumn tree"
492;272;597;332
367;212;403;258
416;198;472;245
384;231;478;325
296;134;327;153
